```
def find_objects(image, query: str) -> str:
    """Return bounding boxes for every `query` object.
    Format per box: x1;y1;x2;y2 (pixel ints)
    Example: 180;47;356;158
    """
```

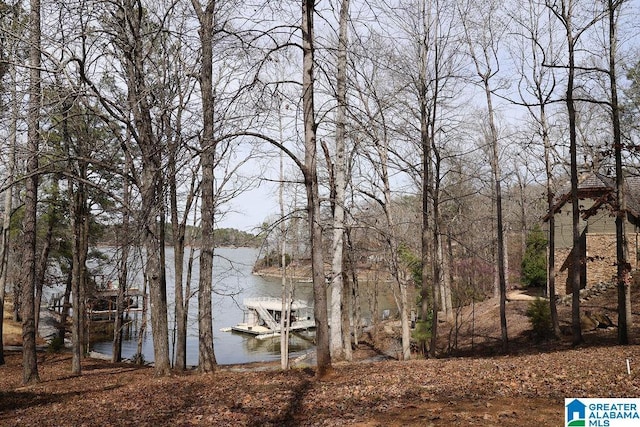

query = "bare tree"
168;117;198;370
328;0;351;362
278;122;291;371
511;0;561;336
56;101;91;376
606;0;632;344
0;131;13;366
68;175;87;375
546;0;603;345
190;0;218;373
460;0;509;352
365;0;465;357
302;0;331;376
106;0;172;375
349;33;413;360
113;147;133;363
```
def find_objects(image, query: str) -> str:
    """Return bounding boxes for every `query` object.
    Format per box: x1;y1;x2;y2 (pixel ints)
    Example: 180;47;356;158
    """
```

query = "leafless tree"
511;0;562;336
348;32;413;360
302;0;331;376
328;0;351;362
460;0;509;352
546;0;604;345
113;147;134;363
95;0;173;375
189;0;219;373
606;0;632;344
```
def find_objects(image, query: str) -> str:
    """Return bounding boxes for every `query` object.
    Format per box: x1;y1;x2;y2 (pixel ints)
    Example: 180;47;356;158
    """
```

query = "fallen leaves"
2;284;639;425
1;344;639;426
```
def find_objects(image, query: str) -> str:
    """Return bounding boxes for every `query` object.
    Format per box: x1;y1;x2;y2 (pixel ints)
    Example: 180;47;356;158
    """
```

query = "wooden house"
545;173;640;295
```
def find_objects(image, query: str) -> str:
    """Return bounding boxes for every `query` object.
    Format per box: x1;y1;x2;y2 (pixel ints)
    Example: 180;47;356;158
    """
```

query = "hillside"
432;282;640;357
2;284;639;426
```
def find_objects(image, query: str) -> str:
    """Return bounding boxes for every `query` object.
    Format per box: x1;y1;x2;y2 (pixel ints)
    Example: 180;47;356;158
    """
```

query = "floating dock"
48;285;145;322
229;297;315;338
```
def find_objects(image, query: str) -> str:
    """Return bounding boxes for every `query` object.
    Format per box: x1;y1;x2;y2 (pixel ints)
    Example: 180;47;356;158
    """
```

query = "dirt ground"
2;285;640;426
1;343;639;426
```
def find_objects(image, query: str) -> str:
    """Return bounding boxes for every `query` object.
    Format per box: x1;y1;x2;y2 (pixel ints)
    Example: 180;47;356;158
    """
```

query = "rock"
499;410;517;418
581;313;599;331
591;312;615;328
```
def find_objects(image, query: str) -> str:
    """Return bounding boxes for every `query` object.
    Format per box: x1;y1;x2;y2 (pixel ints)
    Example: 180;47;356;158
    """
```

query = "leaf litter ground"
2;285;640;426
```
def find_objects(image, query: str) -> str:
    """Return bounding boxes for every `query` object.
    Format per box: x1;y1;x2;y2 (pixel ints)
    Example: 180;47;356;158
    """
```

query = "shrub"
525;298;553;342
47;335;65;353
131;353;146;365
255;251;292;269
411;309;433;343
521;226;547;288
412;320;432;343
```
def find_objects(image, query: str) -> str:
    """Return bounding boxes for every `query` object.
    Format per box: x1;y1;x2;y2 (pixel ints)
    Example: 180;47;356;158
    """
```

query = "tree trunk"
136;274;148;364
563;3;583;345
279;118;290;370
484;81;509;353
608;0;632;344
112;249;127;363
345;227;361;346
169;172;189;371
329;0;350;362
113;150;133;363
70;182;83;375
460;2;507;350
183;223;198;364
370;103;410;359
190;0;218;373
279;225;290;370
521;0;559;337
419;16;433;357
376;133;410;359
198;161;217;373
142;187;171;375
302;0;331;377
341;267;353;360
400;279;411;360
59;270;72;341
35;181;57;336
168;132;195;369
20;0;41;385
65;97;90;375
543;108;560;337
0;70;16;365
121;0;171;375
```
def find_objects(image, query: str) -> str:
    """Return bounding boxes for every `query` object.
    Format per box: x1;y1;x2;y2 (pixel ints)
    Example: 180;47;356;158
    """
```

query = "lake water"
90;247;317;366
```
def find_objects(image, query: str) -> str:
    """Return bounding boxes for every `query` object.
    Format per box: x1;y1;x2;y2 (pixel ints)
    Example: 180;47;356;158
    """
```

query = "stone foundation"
552;233;639;296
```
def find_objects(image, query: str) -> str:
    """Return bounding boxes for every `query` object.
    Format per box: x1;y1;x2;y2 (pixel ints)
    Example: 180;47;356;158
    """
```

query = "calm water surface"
91;247;316;365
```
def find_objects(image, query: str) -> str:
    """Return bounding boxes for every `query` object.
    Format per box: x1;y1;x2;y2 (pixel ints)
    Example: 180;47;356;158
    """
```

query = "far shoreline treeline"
96;224;262;248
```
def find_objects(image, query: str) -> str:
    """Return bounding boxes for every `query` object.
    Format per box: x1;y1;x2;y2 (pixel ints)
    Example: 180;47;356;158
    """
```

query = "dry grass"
2;297;21;346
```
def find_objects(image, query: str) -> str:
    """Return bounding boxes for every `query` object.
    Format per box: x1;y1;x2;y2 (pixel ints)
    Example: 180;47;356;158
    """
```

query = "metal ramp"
254;304;280;331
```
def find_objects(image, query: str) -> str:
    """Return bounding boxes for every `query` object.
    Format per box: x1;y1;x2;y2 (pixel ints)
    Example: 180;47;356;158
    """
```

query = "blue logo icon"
566;399;586;426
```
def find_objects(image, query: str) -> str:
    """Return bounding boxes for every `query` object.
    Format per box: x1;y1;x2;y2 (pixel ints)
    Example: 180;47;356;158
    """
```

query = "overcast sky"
217;185;277;233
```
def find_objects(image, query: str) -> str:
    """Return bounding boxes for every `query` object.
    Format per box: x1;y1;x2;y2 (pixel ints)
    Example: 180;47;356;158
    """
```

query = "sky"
217;185;278;233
